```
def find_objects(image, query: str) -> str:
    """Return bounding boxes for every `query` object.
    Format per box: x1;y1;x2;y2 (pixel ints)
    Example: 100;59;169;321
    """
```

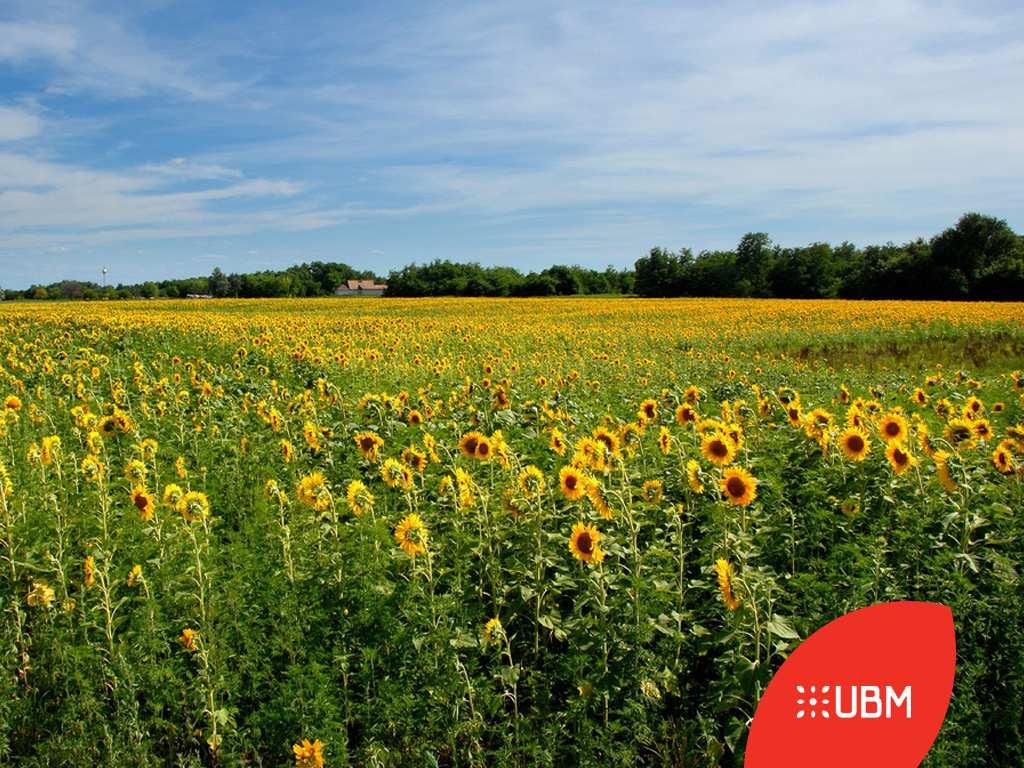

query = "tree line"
3;262;376;301
634;213;1024;300
2;213;1021;301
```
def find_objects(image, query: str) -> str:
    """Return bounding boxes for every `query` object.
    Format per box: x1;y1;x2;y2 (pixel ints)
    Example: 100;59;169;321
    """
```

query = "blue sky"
1;0;1022;289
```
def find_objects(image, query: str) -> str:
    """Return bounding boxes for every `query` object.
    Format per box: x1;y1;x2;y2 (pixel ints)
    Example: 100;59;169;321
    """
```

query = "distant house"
185;293;214;299
335;279;387;296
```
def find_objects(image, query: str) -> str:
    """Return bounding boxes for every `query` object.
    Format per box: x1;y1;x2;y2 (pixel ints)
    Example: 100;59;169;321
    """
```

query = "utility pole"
102;266;108;289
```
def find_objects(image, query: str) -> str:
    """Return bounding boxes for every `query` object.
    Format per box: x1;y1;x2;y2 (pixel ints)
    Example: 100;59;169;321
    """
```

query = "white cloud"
138;157;244;181
1;0;1023;273
0;106;42;141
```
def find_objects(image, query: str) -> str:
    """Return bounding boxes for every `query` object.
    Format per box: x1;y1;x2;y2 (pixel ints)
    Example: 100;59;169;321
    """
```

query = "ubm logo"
795;684;912;720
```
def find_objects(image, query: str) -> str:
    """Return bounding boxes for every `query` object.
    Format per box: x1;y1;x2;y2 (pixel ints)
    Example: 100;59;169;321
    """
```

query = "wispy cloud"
0;0;1022;286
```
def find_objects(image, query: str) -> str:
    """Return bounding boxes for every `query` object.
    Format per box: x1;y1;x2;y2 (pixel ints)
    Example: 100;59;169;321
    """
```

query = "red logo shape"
746;601;955;767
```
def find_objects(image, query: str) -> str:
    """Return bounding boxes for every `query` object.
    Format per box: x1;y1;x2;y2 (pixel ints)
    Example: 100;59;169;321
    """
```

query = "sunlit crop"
1;297;1022;766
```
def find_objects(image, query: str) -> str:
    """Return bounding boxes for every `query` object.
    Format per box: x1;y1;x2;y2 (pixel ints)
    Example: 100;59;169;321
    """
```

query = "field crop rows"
0;298;1022;767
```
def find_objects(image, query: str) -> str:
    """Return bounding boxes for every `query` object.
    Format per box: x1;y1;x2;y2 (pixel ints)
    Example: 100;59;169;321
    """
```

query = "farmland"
1;297;1023;767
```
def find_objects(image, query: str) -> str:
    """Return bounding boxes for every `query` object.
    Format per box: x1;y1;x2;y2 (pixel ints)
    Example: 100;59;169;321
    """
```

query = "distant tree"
734;233;774;297
209;268;231;298
931;213;1020;298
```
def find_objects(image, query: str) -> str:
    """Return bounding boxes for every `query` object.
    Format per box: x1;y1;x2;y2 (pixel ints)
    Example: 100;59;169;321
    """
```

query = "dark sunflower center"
477;443;490;456
133;494;148;511
710;440;727;458
726;476;746;497
885;422;900;437
464;437;478;453
847;435;865;452
576;532;593;554
565;475;578;491
893;449;908;466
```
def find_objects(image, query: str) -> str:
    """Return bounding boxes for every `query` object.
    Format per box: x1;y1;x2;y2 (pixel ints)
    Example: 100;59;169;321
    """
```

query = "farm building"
335;279;388;296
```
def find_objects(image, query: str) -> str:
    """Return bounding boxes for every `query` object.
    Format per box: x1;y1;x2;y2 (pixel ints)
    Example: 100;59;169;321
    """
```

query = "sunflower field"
0;297;1022;767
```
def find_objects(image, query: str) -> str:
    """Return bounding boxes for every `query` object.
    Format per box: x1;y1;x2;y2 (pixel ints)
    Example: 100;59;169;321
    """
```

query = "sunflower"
124;458;147;484
658;426;672;455
878;412;908;443
618;422;643;454
422;432;440;462
916;421;936;457
40;435;61;465
0;459;12;498
162;483;183;507
80;454;105;483
786;404;802;427
720;467;757;506
474;434;494;461
839;427;870;462
700;432;736;467
992;441;1016;475
394;513;427;557
98;415;118;436
84;555;95;588
293;738;325;768
401;446;428;472
559;465;589;501
686;459;705;493
381;458;413;490
641;479;663;504
591;426;620;458
845;406;868;431
637;398;658;424
963;395;984;417
803;408;833;438
674;403;698;427
296;472;331;511
459;430;485;458
586;481;613;520
407;409;423;425
3;395;21;411
483;617;504;645
354;431;384;462
972;419;993;442
573;437;607;471
714;558;740;611
549;427;567;456
944;418;976;449
684;385;700;403
345;480;374;516
177;491;210;522
86;430;103;455
280;439;295;463
131;486;156;521
27;580;55;609
934;450;957;493
840;498;861;517
911;388;928;406
885;443;916;475
127;564;143;588
455;467;476;510
179;628;199;652
517;465;546;499
568;522;605;565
